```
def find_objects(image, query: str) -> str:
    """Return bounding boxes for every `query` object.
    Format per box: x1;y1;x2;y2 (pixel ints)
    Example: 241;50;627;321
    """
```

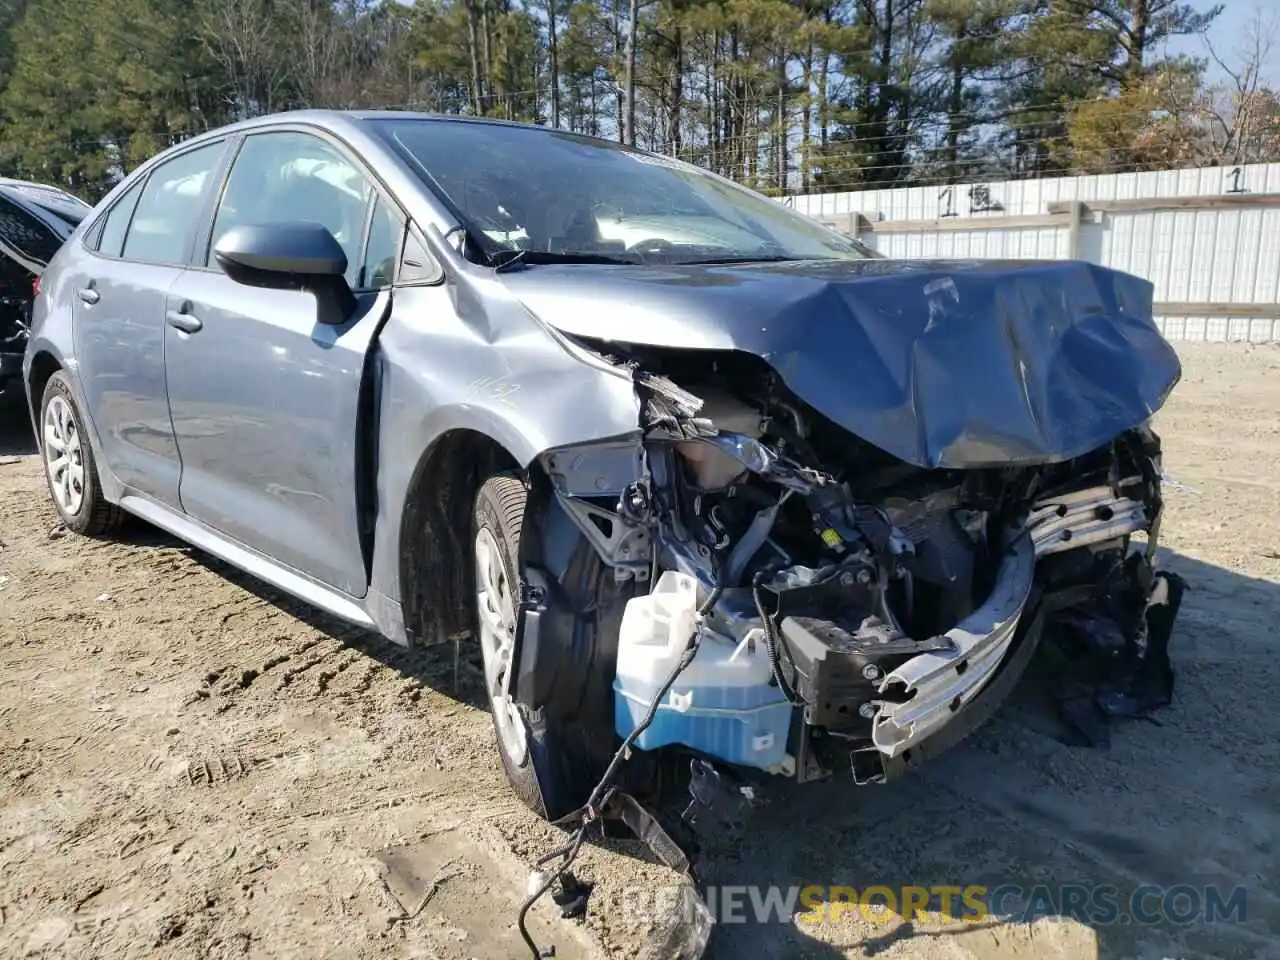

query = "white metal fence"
787;162;1280;343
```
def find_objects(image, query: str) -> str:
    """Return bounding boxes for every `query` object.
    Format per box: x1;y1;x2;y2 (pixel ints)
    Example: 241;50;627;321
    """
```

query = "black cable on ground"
517;577;726;959
517;824;590;957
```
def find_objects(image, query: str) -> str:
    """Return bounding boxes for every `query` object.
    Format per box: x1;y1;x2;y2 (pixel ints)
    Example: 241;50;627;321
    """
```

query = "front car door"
71;141;228;507
163;128;405;597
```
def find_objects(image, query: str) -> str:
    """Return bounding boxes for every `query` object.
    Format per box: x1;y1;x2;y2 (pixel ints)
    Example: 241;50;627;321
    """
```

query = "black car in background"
0;178;91;396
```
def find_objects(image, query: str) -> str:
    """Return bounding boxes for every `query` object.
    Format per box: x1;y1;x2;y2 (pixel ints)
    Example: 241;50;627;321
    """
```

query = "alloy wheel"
474;526;529;765
43;395;85;516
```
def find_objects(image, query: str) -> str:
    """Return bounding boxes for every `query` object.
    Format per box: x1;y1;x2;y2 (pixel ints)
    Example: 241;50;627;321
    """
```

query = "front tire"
39;372;121;536
472;472;544;815
472;472;615;821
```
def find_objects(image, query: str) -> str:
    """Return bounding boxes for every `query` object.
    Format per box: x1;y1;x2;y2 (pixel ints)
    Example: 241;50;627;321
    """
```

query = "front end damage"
515;347;1185;957
491;260;1184;958
540;350;1182;789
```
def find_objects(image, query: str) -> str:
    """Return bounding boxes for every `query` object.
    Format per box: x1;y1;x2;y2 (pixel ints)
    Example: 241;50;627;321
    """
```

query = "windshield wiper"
674;255;807;265
490;249;639;272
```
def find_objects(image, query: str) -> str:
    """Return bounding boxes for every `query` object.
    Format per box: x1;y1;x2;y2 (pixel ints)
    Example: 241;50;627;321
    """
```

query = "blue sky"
1166;2;1279;86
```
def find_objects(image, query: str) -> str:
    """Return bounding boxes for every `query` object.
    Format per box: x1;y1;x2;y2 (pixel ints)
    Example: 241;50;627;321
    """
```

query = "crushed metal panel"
497;257;1182;469
872;532;1036;757
365;274;645;623
543;439;645;497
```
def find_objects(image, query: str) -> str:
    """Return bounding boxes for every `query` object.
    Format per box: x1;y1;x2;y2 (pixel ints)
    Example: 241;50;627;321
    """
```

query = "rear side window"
121;142;225;265
95;179;145;258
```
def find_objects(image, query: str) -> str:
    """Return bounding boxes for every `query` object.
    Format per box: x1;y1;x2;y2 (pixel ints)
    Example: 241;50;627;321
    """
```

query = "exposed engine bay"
540;347;1183;786
503;258;1186;958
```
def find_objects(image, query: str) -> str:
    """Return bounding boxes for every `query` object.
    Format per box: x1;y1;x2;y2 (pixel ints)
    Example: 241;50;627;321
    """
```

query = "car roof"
98;111;538;253
138;110;618;213
174;109;614;154
0;175;82;193
235;108;556;130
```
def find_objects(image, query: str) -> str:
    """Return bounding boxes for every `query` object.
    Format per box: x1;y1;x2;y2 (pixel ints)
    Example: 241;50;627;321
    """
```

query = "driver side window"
207;131;372;290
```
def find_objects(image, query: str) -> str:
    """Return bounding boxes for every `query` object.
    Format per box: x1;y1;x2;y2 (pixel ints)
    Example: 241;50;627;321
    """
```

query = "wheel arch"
24;343;118;502
25;349;62;437
397;427;526;647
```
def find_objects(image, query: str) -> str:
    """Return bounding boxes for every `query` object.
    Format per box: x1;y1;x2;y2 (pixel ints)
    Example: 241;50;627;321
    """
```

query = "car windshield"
371;119;872;265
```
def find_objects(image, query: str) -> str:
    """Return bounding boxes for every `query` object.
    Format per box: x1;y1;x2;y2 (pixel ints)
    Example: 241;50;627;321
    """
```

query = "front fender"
367;274;644;628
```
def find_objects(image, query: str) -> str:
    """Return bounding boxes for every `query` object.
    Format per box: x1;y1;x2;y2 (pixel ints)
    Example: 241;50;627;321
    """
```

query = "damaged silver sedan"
24;112;1183;840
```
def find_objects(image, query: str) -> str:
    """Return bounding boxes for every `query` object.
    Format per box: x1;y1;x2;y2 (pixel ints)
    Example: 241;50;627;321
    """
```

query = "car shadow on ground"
0;386;37;456
174;542;493;713
1;396;493;711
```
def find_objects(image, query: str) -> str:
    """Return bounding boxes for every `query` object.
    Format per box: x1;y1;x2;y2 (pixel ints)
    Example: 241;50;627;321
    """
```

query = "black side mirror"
213;222;356;325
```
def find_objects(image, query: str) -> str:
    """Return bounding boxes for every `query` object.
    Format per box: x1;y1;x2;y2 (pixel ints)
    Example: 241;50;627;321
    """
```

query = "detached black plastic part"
513;486;713;958
682;758;761;831
1054;557;1187;749
618;795;714;960
543;789;714;960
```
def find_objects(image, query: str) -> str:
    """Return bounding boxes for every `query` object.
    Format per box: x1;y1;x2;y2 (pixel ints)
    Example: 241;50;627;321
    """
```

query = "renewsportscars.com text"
617;883;1248;927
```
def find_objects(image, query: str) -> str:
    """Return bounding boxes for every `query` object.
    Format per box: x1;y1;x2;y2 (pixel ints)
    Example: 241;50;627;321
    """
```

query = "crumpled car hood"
497;257;1181;469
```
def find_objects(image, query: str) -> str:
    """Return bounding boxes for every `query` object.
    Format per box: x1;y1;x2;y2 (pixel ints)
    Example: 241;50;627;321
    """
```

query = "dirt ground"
1;343;1278;960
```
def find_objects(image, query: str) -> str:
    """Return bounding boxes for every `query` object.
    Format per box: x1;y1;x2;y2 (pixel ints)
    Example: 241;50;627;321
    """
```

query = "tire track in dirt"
1;395;540;957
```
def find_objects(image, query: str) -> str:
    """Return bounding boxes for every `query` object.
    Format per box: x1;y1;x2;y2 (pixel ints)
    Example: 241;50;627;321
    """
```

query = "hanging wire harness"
516;576;725;959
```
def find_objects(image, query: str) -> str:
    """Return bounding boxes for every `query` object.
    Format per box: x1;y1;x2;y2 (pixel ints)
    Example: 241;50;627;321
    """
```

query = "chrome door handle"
166;310;203;334
77;288;100;305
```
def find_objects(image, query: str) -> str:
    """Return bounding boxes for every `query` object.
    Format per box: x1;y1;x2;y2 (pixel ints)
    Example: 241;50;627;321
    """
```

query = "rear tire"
472;472;615;821
39;372;122;536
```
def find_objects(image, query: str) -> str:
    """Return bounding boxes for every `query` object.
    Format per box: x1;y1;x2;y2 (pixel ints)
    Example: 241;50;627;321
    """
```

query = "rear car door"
163;129;403;597
71;140;229;507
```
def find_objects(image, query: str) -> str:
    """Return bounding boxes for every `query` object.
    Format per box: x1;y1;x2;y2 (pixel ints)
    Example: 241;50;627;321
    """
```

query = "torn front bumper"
1028;483;1149;557
872;531;1035;757
869;483;1152;760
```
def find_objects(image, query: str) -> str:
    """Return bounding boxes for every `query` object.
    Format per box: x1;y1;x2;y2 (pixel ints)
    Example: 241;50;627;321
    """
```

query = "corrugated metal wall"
786;162;1280;343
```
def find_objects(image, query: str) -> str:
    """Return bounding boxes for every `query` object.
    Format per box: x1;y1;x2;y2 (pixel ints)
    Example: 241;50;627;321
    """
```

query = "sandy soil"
1;343;1278;960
